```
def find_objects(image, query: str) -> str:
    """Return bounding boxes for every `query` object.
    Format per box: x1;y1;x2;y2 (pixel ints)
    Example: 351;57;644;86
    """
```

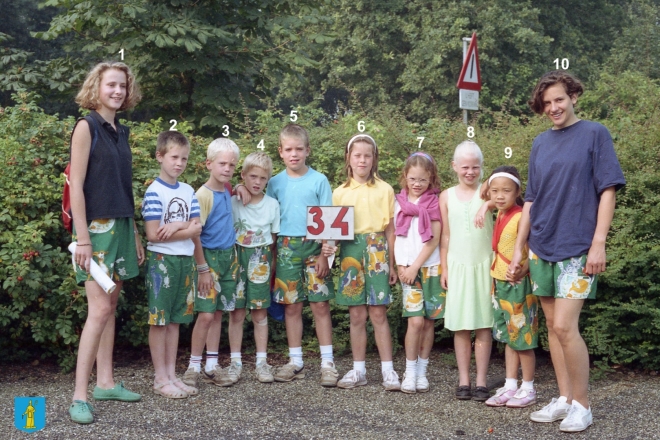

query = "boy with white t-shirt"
230;152;280;383
142;131;202;398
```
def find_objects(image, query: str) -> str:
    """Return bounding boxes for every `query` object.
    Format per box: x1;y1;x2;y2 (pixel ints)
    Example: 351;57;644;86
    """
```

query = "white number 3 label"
306;206;355;240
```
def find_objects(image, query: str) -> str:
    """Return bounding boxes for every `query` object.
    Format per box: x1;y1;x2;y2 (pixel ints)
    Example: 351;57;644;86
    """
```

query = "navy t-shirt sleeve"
592;127;626;194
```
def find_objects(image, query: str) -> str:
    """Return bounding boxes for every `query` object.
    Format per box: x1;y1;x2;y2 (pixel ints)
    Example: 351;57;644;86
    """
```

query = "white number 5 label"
306;206;355;240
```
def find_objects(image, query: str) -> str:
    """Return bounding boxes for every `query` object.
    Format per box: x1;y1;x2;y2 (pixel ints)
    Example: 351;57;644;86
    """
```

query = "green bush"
2;72;660;370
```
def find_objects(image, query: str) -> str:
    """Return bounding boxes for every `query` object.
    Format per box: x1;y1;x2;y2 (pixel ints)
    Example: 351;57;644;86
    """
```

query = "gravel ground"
2;349;659;439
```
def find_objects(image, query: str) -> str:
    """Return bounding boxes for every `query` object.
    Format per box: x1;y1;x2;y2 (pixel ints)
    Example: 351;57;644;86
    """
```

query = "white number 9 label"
504;147;512;159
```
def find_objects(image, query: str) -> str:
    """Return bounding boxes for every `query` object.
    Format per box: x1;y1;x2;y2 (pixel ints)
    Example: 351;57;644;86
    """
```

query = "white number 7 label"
306;206;355;240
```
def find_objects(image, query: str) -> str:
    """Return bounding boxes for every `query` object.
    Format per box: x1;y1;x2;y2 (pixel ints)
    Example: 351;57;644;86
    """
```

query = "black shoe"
455;385;472;400
472;386;490;401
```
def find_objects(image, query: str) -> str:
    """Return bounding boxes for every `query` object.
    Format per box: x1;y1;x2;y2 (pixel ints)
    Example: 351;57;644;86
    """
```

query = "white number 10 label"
306;206;355;240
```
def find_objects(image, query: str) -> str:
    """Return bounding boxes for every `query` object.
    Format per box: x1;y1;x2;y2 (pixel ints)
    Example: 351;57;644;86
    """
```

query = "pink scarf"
395;188;441;243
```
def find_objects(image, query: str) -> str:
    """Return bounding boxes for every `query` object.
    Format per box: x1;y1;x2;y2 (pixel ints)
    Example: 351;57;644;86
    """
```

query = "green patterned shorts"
235;245;272;310
273;236;335;304
401;265;445;318
337;232;392;306
195;246;238;313
492;278;539;350
528;251;597;300
73;218;139;285
146;252;196;325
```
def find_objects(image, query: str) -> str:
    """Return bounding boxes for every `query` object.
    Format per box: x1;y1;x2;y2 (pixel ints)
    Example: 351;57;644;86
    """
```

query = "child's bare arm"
474;200;495;229
509;202;532;280
193;235;212;297
385;220;398;285
439;191;450;290
399;220;441;285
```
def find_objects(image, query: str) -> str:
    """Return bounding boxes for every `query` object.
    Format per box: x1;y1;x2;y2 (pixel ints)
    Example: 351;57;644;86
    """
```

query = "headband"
408;151;434;162
488;172;521;187
347;134;378;153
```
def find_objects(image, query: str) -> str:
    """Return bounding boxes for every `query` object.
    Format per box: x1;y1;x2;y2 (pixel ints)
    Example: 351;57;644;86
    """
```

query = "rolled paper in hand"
68;242;116;294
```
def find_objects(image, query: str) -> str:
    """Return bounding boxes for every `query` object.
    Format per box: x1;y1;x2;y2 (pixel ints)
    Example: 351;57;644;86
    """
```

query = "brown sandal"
172;377;198;396
153;381;188;399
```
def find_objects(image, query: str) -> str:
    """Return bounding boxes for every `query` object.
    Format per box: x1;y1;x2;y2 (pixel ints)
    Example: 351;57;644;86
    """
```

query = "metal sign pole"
462;37;471;126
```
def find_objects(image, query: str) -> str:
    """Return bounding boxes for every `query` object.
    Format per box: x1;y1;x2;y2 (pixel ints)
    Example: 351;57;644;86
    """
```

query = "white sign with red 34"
306;206;355;240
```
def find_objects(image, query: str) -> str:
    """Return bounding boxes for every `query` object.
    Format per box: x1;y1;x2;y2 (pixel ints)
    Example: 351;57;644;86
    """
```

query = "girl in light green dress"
439;140;494;401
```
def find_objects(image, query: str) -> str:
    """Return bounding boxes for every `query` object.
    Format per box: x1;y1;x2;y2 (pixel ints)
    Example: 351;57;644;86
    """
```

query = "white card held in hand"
68;242;117;294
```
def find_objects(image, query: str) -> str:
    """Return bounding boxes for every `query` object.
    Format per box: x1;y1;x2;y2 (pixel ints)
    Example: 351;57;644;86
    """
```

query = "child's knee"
253;315;268;327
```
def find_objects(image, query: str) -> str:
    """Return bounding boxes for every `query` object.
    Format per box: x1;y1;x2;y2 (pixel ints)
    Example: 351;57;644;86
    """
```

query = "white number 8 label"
467;126;475;138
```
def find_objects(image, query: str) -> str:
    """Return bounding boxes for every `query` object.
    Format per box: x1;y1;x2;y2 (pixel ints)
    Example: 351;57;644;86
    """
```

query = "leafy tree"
28;0;332;133
604;0;660;80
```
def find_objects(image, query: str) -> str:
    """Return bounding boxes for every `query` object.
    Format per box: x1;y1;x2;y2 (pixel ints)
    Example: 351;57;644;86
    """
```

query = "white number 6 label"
306;206;355;240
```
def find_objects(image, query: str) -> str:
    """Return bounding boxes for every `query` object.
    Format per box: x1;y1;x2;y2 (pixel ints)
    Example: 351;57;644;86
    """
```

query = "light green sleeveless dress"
444;185;494;331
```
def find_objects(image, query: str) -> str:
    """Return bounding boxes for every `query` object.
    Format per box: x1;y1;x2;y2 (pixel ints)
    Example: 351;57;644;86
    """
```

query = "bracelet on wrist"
197;263;210;272
76;243;92;247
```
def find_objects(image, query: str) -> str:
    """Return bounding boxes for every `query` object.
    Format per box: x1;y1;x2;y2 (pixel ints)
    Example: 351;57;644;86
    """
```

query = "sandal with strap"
172;377;199;396
153;381;189;399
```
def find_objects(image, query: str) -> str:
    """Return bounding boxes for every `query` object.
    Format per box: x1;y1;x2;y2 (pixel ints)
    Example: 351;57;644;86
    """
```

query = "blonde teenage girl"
394;152;444;394
439;140;493;401
323;134;401;391
69;62;144;424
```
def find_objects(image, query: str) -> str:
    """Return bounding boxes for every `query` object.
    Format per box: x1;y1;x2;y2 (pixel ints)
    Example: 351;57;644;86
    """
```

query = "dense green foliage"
1;0;659;371
2;69;659;369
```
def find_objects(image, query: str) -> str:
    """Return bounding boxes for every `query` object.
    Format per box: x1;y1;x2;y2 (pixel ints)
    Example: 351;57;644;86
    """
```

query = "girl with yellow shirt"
322;134;400;391
481;166;539;408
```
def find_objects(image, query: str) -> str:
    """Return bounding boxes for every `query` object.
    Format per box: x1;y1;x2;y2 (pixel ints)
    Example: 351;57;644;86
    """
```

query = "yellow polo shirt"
332;177;394;234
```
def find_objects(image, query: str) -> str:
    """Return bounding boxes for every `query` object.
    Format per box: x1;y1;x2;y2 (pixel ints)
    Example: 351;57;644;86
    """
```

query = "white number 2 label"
169;119;177;131
306;206;355;240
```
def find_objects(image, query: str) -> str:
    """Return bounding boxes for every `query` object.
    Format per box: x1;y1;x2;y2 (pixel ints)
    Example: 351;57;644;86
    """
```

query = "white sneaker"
226;362;243;383
382;370;401;391
255;362;274;383
559;403;593;432
401;373;417;394
337;369;367;389
416;375;430;393
530;397;571;423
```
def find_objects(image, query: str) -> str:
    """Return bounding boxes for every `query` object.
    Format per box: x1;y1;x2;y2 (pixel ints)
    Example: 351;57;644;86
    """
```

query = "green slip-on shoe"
69;400;94;424
93;381;141;402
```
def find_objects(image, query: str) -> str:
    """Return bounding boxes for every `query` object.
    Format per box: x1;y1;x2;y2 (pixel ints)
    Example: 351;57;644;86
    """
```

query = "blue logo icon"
14;396;46;433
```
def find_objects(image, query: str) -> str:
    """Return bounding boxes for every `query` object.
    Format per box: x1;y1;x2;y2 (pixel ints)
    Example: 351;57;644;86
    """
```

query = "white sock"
405;358;417;376
289;347;303;367
189;355;203;372
572;400;589;411
256;352;267;366
417;356;429;377
230;352;242;366
320;345;334;366
353;361;366;375
557;396;569;406
505;378;518;390
381;361;394;374
521;380;534;391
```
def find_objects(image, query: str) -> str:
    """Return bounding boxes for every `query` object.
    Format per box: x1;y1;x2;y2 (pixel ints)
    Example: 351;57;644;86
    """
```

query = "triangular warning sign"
457;32;482;91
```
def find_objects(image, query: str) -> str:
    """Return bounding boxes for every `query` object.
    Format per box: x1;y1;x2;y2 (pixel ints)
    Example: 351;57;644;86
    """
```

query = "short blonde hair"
279;124;309;148
156;131;190;156
75;62;141;111
452;140;484;179
242;152;273;179
207;138;239;161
